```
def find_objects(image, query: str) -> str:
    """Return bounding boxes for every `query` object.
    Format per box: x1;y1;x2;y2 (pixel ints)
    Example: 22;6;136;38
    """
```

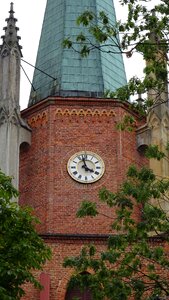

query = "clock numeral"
73;160;77;164
82;154;88;160
71;166;76;169
95;171;100;175
73;171;78;176
85;176;88;181
91;175;94;179
96;166;101;169
78;175;82;179
78;156;81;161
95;161;99;164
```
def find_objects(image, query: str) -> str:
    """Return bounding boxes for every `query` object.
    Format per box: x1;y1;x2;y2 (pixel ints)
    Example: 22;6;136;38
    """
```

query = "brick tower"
17;0;147;299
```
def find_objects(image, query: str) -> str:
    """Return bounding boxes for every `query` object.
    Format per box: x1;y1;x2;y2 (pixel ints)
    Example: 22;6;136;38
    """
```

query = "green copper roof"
29;0;127;106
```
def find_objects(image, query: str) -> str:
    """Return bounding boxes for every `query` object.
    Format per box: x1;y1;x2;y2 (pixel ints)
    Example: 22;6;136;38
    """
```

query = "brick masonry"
19;96;147;299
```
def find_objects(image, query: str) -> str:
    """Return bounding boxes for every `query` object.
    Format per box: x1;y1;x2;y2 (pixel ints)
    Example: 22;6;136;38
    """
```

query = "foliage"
63;1;169;299
64;0;169;112
64;163;169;299
0;171;51;300
145;145;165;161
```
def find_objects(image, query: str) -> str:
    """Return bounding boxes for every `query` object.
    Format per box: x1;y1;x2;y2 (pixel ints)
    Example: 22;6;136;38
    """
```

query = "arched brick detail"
56;268;74;300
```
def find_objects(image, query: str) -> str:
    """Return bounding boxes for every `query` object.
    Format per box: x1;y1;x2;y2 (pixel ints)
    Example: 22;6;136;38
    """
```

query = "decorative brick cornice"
55;108;116;118
26;107;116;128
28;111;48;128
21;96;142;119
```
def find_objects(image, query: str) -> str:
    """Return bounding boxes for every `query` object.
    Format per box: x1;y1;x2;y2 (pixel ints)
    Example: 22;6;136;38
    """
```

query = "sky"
0;0;145;110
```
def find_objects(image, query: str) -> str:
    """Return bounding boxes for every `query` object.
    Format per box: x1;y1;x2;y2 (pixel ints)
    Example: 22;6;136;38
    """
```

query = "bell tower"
0;3;31;188
19;1;146;299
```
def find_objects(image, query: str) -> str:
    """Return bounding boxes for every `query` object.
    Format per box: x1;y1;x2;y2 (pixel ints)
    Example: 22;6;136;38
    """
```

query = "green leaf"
145;145;165;160
89;245;96;256
76;11;94;26
76;33;86;42
77;201;98;217
62;38;72;49
0;170;51;298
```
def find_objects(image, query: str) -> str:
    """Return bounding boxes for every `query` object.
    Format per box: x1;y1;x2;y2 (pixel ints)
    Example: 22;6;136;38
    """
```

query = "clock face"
67;151;105;183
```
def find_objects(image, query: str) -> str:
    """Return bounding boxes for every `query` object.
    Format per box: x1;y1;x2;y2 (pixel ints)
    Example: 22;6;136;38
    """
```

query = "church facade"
0;1;169;300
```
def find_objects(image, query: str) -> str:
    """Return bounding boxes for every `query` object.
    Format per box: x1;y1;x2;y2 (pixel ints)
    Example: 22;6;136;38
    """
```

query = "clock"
67;151;105;183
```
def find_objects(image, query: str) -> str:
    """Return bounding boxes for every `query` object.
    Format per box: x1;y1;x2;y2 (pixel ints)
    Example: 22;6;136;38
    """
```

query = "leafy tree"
63;1;169;299
64;162;169;300
0;171;51;300
63;0;169;112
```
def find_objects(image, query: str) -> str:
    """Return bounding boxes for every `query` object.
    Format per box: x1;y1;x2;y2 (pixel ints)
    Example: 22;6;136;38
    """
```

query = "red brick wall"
20;97;146;234
21;238;108;300
21;238;169;300
20;97;147;299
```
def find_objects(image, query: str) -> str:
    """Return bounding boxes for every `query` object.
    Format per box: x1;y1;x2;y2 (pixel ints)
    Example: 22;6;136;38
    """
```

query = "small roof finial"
9;2;14;18
10;2;14;11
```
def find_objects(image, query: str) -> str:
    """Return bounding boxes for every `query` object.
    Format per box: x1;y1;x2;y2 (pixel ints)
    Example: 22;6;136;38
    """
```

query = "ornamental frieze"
28;111;48;128
54;108;116;118
27;108;116;128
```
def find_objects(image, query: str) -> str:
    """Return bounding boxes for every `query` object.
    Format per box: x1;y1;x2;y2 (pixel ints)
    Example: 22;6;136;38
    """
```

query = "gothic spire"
0;2;22;112
0;2;22;55
0;3;31;189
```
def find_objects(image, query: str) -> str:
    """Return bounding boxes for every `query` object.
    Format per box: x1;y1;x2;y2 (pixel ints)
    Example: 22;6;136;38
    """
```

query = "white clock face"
67;151;105;183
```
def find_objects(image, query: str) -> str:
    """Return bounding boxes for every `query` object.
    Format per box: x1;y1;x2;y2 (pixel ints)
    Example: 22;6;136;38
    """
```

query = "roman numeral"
95;171;100;175
73;171;78;175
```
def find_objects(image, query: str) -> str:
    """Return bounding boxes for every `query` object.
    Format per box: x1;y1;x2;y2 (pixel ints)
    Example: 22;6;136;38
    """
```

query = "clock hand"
81;157;94;172
81;154;94;172
82;165;94;172
87;167;94;172
81;156;89;172
81;155;88;167
82;164;88;171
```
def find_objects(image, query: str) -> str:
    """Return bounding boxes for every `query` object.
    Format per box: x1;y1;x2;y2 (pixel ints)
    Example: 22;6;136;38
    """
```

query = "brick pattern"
20;97;147;299
21;239;109;300
21;238;169;300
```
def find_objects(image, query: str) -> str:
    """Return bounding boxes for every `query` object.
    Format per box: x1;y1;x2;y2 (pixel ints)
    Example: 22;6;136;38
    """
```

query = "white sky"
0;0;145;110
